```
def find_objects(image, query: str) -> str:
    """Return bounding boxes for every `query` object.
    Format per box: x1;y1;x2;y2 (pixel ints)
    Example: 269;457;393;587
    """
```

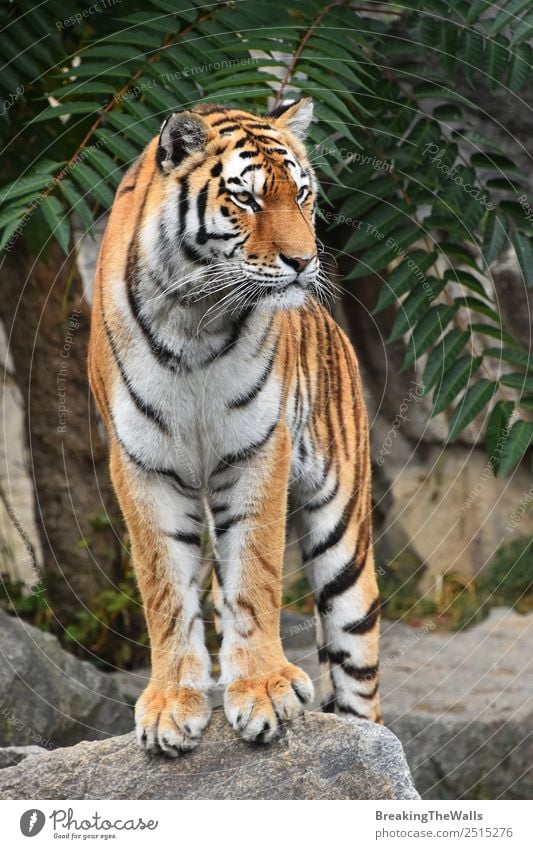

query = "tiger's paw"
135;685;211;757
224;664;314;743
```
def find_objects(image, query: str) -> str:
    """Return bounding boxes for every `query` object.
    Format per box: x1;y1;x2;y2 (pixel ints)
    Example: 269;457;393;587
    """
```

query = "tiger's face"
155;99;319;311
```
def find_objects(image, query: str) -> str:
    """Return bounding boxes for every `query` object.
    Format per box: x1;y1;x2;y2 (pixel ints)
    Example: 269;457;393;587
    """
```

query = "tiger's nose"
280;254;315;273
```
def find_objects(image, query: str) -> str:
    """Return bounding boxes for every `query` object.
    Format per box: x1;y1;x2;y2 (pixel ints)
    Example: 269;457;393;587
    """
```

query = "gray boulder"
0;609;133;748
380;609;533;800
249;607;532;799
0;745;48;769
0;712;419;800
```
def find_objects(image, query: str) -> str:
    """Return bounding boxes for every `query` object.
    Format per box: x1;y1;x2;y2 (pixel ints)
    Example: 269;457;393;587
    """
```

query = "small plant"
478;536;533;613
0;574;53;631
64;560;149;670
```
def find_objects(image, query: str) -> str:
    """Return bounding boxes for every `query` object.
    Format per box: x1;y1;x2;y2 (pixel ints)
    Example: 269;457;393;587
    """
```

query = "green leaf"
444;269;492;300
509;10;533;45
432;356;482;415
40;195;70;254
388;277;445;342
455;296;502;324
487;35;510;92
59;180;94;236
497;419;533;476
484;347;533;370
422;329;471;393
71;163;115;210
433;103;463;122
94;129;139;165
483;211;508;265
490;0;532;35
438;241;479;269
487;400;514;474
466;0;489;23
30;102;102;124
512;232;533;288
448;380;498;440
508;42;532;91
470;322;519;347
0;170;56;205
349;222;421;280
373;250;438;313
501;373;533;393
402;304;459;372
105;111;154;148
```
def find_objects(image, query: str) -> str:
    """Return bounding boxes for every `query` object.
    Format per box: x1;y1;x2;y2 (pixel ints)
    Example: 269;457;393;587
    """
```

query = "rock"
0;609;133;748
0;711;419;800
377;445;533;583
0;745;48;769
251;608;532;799
108;667;151;705
379;609;533;799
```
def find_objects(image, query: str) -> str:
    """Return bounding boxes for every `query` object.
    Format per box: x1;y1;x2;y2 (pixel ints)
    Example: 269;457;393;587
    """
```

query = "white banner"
0;799;530;848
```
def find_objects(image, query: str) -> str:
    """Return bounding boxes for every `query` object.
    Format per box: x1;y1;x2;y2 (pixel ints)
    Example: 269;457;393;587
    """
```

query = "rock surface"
0;745;48;769
0;609;133;748
279;607;533;800
108;607;532;799
0;711;419;800
380;608;533;800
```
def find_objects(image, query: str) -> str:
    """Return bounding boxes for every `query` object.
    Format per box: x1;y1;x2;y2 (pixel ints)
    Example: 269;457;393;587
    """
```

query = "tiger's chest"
111;314;286;486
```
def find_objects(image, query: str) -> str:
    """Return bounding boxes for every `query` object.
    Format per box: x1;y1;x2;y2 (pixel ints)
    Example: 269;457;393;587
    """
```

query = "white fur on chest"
111;304;282;485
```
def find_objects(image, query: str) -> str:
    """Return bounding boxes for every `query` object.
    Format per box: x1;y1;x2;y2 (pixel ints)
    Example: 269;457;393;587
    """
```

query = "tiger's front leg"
211;423;314;742
110;442;212;757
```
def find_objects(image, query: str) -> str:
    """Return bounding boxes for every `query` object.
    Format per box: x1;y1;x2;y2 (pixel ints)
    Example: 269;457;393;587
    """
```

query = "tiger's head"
151;98;320;312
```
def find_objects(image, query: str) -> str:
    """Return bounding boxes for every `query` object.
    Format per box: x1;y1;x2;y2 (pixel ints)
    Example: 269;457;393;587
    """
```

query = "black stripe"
182;240;207;264
218;124;240;134
343;597;380;635
178;177;189;236
336;703;367;719
212;420;277;474
170;531;201;546
102;311;170;434
317;646;329;665
210;478;237;494
227;347;277;409
317;555;366;615
240;163;262;176
239;150;259;159
215;513;250;536
202;309;251;366
118;437;197;496
357;681;379;700
211;503;230;515
213;557;223;588
321;699;336;714
244;121;274;130
303;488;357;563
304;478;340;512
127;281;182;370
329;656;379;682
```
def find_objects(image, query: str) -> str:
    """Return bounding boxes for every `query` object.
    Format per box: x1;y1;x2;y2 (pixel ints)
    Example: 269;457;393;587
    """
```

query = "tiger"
88;97;381;757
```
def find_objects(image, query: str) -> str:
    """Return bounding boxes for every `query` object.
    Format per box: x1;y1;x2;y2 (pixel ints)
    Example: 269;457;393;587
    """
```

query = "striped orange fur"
89;98;380;756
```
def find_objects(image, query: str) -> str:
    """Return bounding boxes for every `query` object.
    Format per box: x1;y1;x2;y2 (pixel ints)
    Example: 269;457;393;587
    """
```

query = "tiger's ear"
157;112;209;172
269;98;313;140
